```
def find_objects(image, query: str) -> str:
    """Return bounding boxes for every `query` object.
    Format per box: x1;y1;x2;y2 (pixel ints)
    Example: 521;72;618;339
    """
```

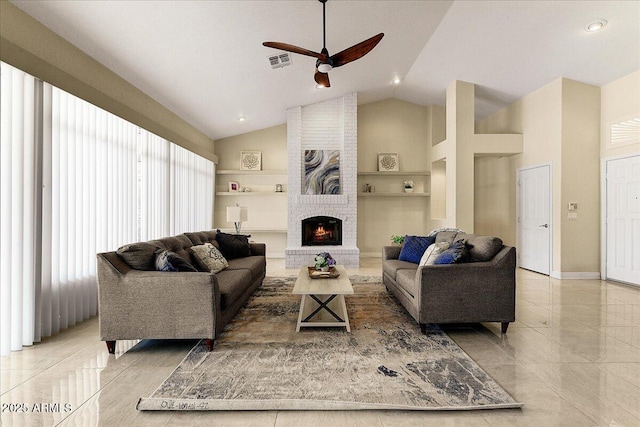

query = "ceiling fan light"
317;63;333;73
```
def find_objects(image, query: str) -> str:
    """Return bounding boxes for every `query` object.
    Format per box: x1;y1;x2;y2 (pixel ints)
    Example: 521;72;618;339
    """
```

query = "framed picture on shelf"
378;153;399;171
228;181;239;192
240;151;262;170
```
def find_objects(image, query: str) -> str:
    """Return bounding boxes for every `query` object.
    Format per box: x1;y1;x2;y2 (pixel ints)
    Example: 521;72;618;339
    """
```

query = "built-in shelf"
217;169;287;176
358;192;430;197
216;228;287;234
357;171;430;176
216;192;287;196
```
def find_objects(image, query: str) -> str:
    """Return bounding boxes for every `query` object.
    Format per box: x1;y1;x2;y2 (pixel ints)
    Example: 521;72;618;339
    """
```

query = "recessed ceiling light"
585;19;607;32
238;115;246;122
392;77;402;85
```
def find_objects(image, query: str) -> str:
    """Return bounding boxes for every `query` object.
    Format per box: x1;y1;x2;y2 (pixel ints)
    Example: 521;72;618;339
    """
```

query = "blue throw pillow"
398;235;436;264
155;250;198;272
434;240;469;265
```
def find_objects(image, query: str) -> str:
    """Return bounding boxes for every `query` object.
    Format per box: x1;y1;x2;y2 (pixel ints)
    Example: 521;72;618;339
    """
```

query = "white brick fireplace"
285;93;360;268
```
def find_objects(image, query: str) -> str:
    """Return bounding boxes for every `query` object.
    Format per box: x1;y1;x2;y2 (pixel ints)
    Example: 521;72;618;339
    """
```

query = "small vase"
320;265;330;272
404;187;414;193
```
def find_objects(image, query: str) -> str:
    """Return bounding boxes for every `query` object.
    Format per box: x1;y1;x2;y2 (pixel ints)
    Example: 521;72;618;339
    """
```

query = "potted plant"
404;180;414;193
314;252;336;271
391;235;405;246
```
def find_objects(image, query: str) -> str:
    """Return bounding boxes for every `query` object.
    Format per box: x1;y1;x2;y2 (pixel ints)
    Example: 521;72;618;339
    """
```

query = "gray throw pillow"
466;236;503;262
117;242;161;270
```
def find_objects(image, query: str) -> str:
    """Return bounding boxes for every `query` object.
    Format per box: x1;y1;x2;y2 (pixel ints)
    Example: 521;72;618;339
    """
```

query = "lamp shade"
226;206;248;223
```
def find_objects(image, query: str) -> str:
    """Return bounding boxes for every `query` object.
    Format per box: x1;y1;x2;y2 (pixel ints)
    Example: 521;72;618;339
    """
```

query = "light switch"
567;212;578;220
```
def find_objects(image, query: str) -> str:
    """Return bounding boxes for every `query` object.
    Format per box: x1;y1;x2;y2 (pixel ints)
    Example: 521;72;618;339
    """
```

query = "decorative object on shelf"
391;235;405;246
404;180;414;193
244;187;251;192
275;184;283;192
226;203;248;234
228;181;239;192
363;183;375;193
240;151;262;171
304;150;340;195
314;252;336;272
378;153;399;171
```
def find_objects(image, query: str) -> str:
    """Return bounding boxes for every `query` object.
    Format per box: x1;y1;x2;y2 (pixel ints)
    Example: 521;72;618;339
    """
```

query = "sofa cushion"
398;235;436;264
184;231;219;248
226;256;266;281
154;249;198;272
396;269;418;298
191;243;229;274
419;242;450;266
383;259;418;282
117;241;161;270
434;240;469;264
215;269;253;311
216;231;252;260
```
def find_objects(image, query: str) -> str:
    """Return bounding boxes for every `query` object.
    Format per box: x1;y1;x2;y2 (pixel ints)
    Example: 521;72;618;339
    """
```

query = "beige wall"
560;79;601;272
357;99;433;255
213;125;288;256
0;1;216;162
601;70;640;158
476;78;602;274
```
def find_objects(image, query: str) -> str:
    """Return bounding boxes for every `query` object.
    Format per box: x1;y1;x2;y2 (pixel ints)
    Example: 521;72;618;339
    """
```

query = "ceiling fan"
263;0;384;88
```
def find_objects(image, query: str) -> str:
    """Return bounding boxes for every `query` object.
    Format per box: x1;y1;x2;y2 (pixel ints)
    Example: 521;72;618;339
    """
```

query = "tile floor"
1;258;639;426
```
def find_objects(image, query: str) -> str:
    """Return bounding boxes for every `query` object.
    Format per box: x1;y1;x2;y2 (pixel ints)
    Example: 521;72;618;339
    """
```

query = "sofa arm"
250;243;266;257
383;246;401;261
97;254;218;341
416;246;516;324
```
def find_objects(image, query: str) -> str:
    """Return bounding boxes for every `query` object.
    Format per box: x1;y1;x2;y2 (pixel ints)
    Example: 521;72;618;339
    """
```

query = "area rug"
137;276;522;411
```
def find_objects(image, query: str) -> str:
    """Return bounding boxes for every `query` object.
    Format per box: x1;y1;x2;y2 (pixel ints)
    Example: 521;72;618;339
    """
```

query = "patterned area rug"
137;276;522;411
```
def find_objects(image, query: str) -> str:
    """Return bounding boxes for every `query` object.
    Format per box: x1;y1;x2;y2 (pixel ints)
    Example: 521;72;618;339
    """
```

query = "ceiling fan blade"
263;41;327;61
330;33;384;68
314;69;331;88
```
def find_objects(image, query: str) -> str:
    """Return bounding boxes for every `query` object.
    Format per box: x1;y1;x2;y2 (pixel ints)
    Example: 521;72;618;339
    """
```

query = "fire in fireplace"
302;216;342;246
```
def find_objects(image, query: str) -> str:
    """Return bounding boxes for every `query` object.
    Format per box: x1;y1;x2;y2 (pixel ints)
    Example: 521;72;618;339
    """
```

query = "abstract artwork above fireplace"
304;150;340;195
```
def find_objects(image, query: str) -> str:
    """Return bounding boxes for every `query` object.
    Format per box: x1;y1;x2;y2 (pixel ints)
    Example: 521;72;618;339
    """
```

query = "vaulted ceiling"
12;1;640;140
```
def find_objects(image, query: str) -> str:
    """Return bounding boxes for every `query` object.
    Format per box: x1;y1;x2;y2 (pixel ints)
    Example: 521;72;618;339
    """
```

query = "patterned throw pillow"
419;242;451;266
398;235;436;264
155;250;198;272
434;239;470;265
191;243;229;274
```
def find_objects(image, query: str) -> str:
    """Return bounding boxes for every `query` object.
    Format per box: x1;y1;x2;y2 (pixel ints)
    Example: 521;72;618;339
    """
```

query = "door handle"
538;224;549;228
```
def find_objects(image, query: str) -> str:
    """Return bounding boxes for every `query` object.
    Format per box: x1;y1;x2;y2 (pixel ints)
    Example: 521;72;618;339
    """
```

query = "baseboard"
550;271;601;280
360;252;383;258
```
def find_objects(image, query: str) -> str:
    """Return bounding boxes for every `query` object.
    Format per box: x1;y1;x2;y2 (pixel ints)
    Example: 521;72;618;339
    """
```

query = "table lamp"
226;204;248;234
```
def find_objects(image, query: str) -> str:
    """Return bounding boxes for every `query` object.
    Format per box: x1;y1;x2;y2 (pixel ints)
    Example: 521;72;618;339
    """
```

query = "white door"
518;165;551;275
606;155;640;286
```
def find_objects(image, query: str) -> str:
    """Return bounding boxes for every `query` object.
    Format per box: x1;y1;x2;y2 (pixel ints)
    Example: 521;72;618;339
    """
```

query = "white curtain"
170;144;215;235
0;62;38;355
139;132;170;241
40;85;140;336
0;62;216;355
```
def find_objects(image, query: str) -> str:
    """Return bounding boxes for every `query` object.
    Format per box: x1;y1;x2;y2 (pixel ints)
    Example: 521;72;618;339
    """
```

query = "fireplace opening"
302;216;342;246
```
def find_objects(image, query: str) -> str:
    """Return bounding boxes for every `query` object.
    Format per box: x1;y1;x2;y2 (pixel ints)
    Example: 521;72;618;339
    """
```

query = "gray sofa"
382;231;516;334
96;230;265;353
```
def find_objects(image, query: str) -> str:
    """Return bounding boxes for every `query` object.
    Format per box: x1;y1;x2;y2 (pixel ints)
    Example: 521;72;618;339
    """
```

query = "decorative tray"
307;266;340;279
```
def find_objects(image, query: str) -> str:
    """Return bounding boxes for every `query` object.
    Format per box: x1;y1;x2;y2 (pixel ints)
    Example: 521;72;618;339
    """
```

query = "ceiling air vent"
268;53;292;69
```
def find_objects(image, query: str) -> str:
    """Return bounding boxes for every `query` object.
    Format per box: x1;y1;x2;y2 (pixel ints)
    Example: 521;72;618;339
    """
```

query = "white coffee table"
293;265;353;332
